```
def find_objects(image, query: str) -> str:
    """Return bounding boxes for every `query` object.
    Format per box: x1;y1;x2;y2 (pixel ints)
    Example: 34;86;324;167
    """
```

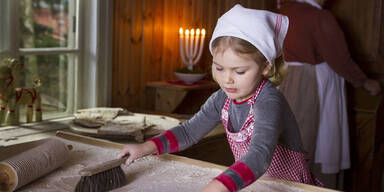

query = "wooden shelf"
145;81;219;114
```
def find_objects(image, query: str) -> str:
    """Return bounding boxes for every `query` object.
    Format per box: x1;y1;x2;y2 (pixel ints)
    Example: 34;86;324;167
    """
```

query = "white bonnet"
209;4;289;65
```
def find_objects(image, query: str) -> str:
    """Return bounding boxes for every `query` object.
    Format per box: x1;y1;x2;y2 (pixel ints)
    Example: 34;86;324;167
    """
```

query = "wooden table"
0;115;340;192
1;132;339;192
145;80;219;114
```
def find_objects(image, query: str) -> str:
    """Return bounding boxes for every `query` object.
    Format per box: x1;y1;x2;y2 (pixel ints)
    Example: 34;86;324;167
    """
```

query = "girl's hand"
118;141;157;165
363;79;381;96
201;180;229;192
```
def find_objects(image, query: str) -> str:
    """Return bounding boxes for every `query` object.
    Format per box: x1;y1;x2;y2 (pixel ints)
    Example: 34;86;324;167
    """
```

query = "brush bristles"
75;166;126;192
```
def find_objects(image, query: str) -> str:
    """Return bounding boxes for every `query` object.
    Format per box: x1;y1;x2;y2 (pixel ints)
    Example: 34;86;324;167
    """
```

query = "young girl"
119;4;321;191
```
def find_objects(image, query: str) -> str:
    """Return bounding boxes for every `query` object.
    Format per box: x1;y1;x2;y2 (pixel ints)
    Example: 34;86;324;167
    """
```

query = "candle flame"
185;29;189;36
196;29;200;35
191;29;195;36
179;27;183;35
201;29;206;36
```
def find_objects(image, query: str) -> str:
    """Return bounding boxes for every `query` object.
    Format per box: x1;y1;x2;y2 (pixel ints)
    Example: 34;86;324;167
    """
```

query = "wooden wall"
324;0;384;191
112;0;276;110
326;0;384;78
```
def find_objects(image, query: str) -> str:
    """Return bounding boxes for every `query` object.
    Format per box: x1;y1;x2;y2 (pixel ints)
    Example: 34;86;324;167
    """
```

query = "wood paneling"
346;88;383;192
324;0;384;191
326;0;383;73
112;0;276;110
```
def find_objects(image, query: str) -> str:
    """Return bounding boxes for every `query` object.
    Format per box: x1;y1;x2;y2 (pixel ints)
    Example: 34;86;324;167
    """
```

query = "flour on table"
14;138;305;192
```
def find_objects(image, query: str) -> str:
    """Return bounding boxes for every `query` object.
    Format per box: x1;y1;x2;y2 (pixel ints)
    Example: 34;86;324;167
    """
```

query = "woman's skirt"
278;64;319;168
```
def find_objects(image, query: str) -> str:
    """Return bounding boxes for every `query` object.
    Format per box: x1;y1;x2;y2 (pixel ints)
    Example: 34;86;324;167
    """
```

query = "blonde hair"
211;36;286;85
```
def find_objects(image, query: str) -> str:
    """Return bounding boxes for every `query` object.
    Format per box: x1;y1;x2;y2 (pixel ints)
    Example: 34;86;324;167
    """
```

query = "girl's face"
212;48;270;102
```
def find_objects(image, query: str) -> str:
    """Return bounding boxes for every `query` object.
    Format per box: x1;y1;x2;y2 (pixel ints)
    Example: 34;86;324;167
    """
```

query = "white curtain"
80;0;113;109
0;0;11;56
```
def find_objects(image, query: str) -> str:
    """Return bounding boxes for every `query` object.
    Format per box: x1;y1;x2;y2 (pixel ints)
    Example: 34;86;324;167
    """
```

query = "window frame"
0;0;81;119
0;0;113;122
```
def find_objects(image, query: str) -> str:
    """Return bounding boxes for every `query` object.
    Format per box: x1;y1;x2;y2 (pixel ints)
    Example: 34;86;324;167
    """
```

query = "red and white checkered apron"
221;79;322;186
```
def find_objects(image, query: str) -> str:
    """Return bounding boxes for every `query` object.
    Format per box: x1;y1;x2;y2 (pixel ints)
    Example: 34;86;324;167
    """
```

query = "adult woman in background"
279;0;381;189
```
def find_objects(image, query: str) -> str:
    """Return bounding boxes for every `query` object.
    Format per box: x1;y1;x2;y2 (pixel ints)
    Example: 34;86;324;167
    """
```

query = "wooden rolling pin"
0;138;71;192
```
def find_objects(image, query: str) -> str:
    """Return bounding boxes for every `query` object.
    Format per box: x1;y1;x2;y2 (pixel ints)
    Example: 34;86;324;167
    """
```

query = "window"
0;0;79;121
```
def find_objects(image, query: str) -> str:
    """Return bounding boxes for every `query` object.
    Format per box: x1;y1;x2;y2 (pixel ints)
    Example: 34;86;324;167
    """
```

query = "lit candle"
189;29;195;64
195;28;205;64
179;27;188;65
192;29;200;58
179;27;183;38
185;29;190;66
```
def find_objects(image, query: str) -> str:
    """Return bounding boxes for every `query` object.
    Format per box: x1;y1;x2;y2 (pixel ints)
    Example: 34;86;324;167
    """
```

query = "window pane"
19;0;74;49
0;0;10;52
15;54;75;120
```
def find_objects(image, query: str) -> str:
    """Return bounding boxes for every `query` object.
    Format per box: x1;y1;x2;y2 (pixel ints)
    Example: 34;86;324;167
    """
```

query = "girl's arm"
119;90;226;159
201;180;229;192
146;90;226;155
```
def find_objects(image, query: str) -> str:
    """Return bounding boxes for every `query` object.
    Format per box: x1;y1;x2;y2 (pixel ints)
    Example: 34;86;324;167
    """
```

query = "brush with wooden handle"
74;156;129;192
78;156;128;176
56;131;129;192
